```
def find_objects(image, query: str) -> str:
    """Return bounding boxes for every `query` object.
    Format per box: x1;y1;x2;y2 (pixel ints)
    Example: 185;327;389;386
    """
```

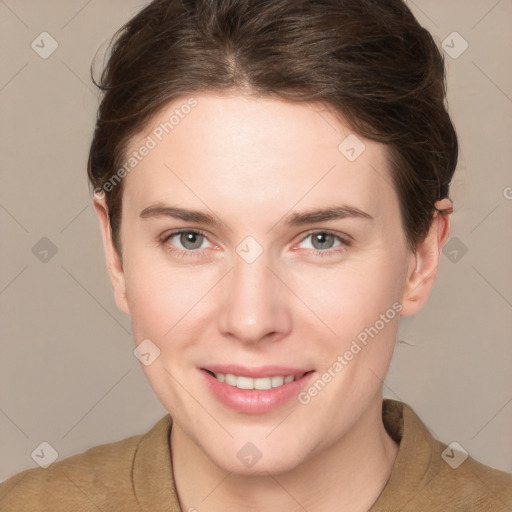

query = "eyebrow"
139;202;373;227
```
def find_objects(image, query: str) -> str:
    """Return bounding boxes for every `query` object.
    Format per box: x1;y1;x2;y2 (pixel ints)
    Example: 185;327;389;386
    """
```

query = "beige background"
1;0;511;482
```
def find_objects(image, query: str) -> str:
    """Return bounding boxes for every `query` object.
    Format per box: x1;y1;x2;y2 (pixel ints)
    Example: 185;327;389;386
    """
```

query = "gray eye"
310;232;337;250
179;231;205;250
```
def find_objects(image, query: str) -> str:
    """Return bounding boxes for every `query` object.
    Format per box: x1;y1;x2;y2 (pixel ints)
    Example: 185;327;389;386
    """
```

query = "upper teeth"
214;372;305;390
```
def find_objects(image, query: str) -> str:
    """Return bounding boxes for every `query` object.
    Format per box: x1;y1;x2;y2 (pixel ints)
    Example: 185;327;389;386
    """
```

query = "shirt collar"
132;399;439;511
133;412;179;512
370;399;439;510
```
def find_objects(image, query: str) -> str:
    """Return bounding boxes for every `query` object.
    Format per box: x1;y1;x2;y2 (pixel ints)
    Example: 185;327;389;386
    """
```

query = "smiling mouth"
203;369;314;390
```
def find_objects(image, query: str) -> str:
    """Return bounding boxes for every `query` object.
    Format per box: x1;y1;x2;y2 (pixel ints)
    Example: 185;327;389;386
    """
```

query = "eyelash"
159;229;352;259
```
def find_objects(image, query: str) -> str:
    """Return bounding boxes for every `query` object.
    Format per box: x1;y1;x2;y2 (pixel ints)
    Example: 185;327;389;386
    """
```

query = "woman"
1;0;511;510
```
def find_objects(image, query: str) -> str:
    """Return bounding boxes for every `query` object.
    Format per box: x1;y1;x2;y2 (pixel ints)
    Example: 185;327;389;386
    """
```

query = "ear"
400;198;452;317
93;193;131;316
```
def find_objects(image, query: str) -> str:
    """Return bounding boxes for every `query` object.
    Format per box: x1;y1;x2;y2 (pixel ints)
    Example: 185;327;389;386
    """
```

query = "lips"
200;366;317;414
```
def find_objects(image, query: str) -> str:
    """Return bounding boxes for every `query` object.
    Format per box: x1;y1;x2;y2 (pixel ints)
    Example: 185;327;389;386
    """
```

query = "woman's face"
96;92;428;474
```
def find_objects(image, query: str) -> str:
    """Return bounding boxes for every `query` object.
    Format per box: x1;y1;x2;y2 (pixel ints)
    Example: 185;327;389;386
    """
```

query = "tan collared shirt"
1;399;511;511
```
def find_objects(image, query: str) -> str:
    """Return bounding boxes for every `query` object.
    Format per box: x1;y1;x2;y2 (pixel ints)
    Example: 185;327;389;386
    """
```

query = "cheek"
291;254;405;330
290;256;406;380
123;248;225;352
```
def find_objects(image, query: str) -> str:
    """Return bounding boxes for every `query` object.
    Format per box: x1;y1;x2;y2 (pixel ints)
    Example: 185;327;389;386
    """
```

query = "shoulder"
0;423;156;512
380;400;512;511
430;440;512;510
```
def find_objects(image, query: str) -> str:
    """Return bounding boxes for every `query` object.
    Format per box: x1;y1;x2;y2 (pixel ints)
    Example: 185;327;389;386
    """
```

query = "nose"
217;251;292;345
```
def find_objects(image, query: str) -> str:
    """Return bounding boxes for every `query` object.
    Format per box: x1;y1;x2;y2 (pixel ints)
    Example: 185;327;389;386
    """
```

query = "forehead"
122;92;398;228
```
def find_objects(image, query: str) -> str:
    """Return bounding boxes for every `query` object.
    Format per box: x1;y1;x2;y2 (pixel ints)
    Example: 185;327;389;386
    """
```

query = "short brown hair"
88;0;458;255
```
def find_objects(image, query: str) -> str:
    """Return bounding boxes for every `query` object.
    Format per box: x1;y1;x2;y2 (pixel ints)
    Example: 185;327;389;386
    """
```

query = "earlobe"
400;198;452;317
93;195;131;316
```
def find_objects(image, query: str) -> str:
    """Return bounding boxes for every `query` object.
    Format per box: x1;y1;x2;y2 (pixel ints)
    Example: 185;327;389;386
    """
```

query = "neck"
170;394;399;512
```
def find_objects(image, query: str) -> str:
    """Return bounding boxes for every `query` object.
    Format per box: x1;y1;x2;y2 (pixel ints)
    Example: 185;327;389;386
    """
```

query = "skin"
94;92;451;511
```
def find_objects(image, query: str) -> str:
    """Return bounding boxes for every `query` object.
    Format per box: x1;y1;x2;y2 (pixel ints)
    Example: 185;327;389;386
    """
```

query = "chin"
223;459;298;477
207;442;306;476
